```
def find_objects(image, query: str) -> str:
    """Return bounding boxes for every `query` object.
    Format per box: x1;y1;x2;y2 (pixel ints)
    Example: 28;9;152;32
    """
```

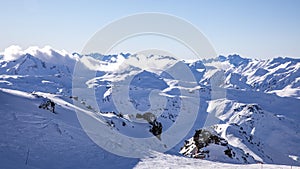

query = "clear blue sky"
1;0;300;58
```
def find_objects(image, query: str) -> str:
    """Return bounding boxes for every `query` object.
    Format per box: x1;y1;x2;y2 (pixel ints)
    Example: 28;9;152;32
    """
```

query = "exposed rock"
180;128;256;164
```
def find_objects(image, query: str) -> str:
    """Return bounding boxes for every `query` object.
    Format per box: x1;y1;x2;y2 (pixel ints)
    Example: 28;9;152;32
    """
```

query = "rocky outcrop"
180;129;256;164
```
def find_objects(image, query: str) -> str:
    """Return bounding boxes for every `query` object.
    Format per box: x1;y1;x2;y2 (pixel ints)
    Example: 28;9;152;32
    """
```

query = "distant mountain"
211;55;300;98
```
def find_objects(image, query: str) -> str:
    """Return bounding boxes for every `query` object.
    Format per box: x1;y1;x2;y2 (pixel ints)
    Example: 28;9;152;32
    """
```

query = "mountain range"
0;46;299;169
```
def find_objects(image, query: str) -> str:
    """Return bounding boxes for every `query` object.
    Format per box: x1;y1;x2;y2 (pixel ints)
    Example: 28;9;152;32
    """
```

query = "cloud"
1;45;79;66
2;45;25;61
24;45;79;67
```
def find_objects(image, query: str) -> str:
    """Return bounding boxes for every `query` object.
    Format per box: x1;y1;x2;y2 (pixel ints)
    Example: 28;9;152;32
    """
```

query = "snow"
41;80;53;84
289;155;299;162
269;85;300;99
0;48;299;168
135;152;299;169
0;88;139;169
0;88;36;99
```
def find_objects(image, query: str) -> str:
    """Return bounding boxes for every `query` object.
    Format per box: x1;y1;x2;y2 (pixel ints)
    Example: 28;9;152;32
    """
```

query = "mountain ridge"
0;46;299;168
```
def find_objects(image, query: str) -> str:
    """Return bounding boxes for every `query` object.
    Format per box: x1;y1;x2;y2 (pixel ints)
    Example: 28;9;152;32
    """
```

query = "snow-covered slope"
134;152;298;169
0;53;74;95
180;128;256;164
0;46;299;168
210;54;300;99
0;88;139;169
0;89;297;169
181;98;300;165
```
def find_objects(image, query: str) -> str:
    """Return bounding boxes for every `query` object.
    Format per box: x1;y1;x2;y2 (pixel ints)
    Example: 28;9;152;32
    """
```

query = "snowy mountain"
0;46;299;168
180;101;300;165
215;54;300;98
